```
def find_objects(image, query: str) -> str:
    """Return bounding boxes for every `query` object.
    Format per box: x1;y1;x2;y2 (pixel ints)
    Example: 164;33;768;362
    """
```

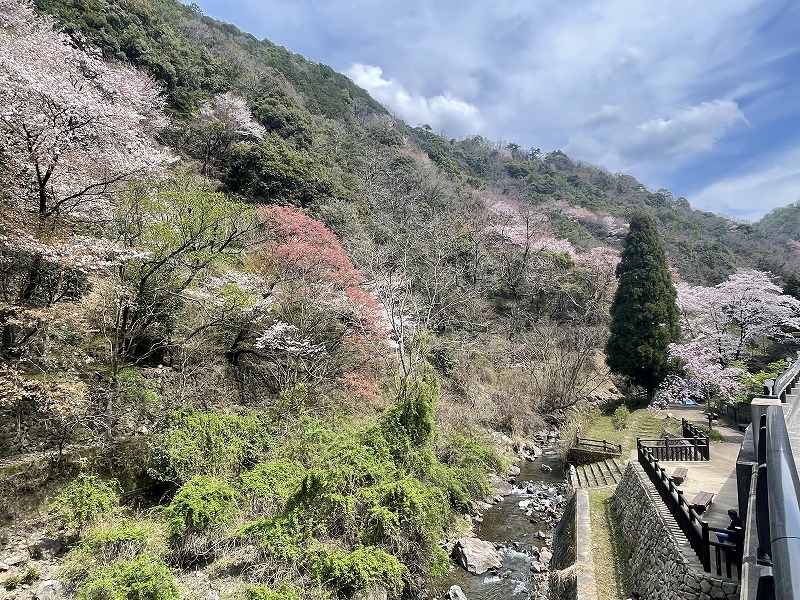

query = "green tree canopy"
605;212;680;399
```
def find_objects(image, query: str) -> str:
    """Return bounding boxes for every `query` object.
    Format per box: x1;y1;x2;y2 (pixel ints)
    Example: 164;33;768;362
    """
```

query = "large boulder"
488;474;514;496
452;537;502;575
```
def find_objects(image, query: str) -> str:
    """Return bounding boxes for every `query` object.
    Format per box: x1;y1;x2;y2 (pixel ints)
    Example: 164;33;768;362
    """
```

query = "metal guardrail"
637;440;741;578
751;406;800;599
767;351;800;402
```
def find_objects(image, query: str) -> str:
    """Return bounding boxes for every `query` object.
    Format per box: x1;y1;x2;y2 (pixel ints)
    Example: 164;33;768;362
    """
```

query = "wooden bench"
690;491;714;514
671;467;688;485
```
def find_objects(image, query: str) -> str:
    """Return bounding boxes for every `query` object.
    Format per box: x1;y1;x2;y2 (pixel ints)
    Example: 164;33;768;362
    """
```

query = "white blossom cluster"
254;321;327;357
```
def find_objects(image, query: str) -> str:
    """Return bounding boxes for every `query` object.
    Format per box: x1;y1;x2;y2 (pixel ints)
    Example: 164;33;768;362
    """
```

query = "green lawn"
589;488;631;600
580;402;682;457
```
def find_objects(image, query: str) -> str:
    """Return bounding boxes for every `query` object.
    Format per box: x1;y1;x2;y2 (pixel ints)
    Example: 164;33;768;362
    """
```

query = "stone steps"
574;458;624;489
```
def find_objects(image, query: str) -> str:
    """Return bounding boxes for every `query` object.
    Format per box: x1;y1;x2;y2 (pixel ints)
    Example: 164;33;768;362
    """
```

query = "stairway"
573;457;625;488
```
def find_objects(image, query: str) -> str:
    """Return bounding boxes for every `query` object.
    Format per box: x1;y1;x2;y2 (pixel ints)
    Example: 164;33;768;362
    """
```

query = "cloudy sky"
189;0;800;222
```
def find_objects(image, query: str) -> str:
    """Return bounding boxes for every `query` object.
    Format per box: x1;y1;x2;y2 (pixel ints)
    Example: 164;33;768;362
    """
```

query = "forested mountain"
31;0;800;285
2;1;799;598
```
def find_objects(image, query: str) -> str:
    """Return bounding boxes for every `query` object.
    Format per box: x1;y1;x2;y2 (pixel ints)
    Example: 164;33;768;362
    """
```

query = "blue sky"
188;0;800;222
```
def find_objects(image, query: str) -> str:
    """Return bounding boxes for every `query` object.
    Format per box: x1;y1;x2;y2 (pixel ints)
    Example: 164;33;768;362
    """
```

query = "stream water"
430;450;567;600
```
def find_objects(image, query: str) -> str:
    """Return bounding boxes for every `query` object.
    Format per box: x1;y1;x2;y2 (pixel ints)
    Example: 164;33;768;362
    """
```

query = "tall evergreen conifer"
606;213;680;399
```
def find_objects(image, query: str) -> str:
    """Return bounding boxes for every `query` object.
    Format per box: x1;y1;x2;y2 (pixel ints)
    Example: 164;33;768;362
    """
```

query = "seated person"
715;509;743;544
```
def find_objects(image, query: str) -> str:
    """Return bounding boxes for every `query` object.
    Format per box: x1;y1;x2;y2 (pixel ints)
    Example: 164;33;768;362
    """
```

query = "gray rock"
36;580;65;600
489;474;514;496
5;555;24;566
452;537;502;575
445;585;468;600
354;588;388;600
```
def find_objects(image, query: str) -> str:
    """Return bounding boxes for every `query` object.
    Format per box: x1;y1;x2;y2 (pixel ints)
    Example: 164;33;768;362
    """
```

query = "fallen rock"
540;464;552;474
452;537;502;575
489;474;514;496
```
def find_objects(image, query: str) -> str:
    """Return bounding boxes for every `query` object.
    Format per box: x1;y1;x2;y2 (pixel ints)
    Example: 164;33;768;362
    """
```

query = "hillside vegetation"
2;0;800;598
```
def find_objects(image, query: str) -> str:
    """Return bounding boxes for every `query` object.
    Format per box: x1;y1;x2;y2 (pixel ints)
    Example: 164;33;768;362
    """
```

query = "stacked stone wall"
613;463;740;600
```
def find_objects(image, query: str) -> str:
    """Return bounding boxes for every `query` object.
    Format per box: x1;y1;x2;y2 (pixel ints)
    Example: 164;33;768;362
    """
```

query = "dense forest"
2;0;800;598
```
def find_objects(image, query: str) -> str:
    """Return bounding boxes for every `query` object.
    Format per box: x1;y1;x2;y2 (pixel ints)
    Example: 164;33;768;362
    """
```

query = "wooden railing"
637;436;709;461
574;436;622;455
637;441;741;578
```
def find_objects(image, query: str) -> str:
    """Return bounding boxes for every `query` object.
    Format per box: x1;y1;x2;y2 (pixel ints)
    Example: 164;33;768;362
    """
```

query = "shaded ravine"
432;450;567;600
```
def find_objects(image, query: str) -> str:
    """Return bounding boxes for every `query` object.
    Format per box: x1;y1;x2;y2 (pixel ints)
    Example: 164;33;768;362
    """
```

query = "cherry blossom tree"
244;206;389;400
653;340;745;410
0;0;171;224
677;269;800;365
185;92;265;177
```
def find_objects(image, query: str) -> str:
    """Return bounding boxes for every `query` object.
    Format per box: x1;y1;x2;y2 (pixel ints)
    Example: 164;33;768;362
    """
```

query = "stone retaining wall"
613;463;740;600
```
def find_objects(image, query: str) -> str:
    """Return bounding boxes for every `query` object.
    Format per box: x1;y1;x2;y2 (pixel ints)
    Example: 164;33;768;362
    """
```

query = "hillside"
2;1;800;599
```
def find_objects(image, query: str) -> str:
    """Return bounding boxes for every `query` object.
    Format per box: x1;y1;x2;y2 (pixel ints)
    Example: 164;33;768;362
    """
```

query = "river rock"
445;585;468;600
452;538;502;575
540;464;552;473
509;464;521;476
489;474;514;496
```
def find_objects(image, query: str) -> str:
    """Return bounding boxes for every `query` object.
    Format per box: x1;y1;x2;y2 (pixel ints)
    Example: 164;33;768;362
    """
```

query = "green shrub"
21;566;39;584
238;511;308;561
163;476;238;537
611;406;630;430
240;459;306;511
50;475;119;533
76;554;178;600
308;545;407;599
239;583;303;600
149;409;271;483
61;519;167;583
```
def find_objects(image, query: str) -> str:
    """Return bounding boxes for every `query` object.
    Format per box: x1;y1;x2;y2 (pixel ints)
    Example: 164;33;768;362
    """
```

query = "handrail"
769;351;800;401
764;406;800;599
574;436;622;455
637;439;740;578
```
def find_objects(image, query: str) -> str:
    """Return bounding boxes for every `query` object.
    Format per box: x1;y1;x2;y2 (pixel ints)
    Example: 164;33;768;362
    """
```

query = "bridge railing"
765;351;800;402
638;434;709;461
573;436;622;455
746;406;800;599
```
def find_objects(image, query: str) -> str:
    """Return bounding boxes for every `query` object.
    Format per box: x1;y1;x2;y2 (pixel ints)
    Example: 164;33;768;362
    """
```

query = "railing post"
702;521;711;572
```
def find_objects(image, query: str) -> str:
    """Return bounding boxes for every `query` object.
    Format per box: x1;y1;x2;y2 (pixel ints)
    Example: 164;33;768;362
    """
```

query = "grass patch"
589;488;630;599
581;405;681;457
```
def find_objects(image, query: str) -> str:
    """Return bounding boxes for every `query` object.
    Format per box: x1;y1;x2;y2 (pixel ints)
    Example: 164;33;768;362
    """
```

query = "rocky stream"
431;430;568;600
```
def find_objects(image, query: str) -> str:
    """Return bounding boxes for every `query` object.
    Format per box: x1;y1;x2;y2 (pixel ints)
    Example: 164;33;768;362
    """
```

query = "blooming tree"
0;0;171;224
653;341;745;410
188;92;265;176
677;269;800;365
255;206;389;400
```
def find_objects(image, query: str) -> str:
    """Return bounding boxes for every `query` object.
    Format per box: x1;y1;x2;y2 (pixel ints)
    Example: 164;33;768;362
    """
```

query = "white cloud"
619;100;746;162
192;0;800;219
346;62;484;135
689;146;800;221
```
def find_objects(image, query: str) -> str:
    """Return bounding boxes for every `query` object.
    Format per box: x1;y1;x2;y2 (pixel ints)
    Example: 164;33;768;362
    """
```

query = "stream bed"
430;447;567;600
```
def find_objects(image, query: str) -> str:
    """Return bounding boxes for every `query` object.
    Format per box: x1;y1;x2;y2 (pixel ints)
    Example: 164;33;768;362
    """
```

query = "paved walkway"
635;406;744;531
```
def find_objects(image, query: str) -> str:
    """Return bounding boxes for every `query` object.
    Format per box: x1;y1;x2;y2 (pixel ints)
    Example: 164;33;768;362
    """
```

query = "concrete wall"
549;489;596;600
614;463;741;600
